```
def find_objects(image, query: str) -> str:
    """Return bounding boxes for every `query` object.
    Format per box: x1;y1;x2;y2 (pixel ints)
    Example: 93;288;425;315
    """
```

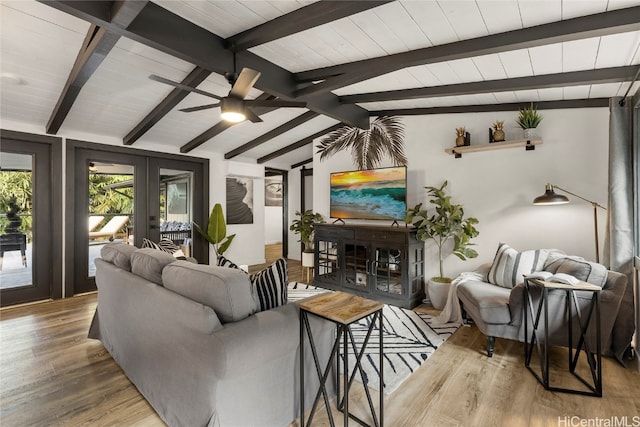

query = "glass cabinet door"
373;246;404;296
408;244;425;296
343;242;369;290
316;238;340;285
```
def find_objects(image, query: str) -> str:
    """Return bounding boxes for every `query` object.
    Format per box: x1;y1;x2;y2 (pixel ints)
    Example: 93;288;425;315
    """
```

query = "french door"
0;132;61;307
68;141;208;295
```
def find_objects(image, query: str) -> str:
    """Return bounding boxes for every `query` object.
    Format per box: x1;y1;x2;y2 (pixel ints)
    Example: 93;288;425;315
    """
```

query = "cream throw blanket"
432;271;486;326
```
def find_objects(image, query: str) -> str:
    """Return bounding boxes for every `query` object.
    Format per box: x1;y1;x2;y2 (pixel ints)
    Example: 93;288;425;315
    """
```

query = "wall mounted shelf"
445;138;542;158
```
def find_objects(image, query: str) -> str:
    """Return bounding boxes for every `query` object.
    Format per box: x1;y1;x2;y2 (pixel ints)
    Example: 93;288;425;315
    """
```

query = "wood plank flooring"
1;245;638;426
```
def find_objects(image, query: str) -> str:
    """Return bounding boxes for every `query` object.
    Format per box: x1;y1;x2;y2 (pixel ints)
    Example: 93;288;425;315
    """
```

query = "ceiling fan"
149;66;306;123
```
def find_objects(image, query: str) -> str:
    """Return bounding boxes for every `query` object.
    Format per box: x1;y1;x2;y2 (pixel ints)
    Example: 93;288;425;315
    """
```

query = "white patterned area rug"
288;282;458;395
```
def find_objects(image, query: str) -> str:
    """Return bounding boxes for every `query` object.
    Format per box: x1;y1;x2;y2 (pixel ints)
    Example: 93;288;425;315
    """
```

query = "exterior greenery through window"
0;171;134;238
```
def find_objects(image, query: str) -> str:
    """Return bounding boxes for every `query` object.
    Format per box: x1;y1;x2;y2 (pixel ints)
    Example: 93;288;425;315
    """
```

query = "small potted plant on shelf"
405;181;479;309
290;210;325;268
516;103;542;139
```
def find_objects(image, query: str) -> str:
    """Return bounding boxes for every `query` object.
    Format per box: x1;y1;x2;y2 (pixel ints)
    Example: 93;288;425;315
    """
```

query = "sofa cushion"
162;262;256;323
250;258;288;312
142;237;187;260
131;248;177;285
457;280;512;324
487;243;549;289
544;256;608;287
100;242;137;271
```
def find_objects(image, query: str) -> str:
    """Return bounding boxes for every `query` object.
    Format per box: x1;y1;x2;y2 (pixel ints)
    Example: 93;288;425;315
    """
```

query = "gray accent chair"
457;258;628;358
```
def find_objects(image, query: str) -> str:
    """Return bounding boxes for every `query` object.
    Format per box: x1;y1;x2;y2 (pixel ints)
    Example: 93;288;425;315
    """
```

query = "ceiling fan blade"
245;100;307;108
229;68;261;99
179;103;220;113
149;74;223;100
244;108;263;123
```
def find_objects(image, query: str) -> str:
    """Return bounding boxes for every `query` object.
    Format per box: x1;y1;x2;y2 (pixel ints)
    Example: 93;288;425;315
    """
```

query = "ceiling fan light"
220;97;246;123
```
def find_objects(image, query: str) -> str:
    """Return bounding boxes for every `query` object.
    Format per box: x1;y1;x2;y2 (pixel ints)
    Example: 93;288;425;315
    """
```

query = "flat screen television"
330;166;407;221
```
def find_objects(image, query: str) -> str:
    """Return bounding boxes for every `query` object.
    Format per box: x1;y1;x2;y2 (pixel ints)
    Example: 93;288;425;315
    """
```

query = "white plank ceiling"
1;0;640;169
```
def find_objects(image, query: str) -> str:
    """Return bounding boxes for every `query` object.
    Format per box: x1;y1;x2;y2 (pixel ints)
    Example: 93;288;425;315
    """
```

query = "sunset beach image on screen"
330;166;407;220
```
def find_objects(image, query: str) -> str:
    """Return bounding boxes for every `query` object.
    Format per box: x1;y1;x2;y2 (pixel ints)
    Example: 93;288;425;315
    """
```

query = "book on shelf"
524;271;580;286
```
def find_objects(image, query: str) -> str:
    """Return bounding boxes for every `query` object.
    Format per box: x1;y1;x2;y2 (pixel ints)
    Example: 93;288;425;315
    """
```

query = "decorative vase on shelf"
492;120;505;142
455;127;466;147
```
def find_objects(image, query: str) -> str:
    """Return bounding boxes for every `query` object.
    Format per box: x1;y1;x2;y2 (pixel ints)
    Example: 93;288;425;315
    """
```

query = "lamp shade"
533;184;569;205
220;97;246;123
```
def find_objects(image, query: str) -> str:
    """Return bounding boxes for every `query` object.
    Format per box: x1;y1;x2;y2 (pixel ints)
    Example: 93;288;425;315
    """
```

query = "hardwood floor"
1;245;638;426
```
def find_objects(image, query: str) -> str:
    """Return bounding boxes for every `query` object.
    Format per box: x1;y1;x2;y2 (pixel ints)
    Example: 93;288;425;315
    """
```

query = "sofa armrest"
210;302;334;380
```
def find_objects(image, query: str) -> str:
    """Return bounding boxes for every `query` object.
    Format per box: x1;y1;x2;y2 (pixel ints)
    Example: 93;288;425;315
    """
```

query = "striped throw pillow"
141;237;187;260
487;243;549;289
217;255;245;271
250;258;288;312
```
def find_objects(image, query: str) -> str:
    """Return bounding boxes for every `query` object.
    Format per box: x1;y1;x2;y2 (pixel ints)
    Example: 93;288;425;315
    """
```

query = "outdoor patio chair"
88;215;105;232
89;215;130;242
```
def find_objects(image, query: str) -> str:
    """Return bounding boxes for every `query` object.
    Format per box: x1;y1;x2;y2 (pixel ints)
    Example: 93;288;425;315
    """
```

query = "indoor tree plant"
516;103;542;138
405;181;479;309
290;210;325;267
193;203;235;258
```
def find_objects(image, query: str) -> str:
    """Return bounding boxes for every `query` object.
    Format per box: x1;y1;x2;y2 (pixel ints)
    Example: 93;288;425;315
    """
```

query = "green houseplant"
516;103;542;138
290;210;325;253
405;181;479;299
193;203;235;258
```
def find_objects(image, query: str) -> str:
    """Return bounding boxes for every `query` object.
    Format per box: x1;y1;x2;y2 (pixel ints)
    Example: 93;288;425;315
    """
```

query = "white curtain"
604;97;636;364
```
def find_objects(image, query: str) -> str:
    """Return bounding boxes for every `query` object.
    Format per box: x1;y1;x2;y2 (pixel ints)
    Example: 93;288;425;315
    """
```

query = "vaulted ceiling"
2;0;640;169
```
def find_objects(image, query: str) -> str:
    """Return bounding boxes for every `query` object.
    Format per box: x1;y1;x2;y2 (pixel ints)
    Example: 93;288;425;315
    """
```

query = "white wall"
214;160;266;266
313;108;609;280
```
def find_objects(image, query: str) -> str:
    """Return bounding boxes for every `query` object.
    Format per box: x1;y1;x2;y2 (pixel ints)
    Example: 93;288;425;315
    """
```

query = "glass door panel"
374;247;403;295
0;153;33;289
316;239;340;285
1;138;56;307
344;242;368;290
87;163;135;277
158;169;193;256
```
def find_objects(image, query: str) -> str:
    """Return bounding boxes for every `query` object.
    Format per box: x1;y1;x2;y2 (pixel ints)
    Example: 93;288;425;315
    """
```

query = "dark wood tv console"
313;223;425;309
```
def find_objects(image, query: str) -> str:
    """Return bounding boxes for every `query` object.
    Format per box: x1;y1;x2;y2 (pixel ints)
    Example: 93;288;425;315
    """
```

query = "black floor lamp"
533;183;607;263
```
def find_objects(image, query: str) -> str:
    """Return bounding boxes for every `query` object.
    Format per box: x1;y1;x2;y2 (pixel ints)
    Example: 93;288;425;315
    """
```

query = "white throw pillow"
487;243;549;289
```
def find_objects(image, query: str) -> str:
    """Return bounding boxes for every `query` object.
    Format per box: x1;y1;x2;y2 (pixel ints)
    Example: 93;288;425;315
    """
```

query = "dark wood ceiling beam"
341;66;639;103
368;98;610;117
40;0;370;131
45;1;148;134
294;6;640;96
226;1;392;51
224;111;319;159
257;124;342;164
124;66;211;145
179;94;278;153
291;158;313;169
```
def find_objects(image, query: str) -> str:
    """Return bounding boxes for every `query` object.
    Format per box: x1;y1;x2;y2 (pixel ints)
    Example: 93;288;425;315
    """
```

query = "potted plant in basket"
290;210;325;268
516;103;542;139
405;181;479;309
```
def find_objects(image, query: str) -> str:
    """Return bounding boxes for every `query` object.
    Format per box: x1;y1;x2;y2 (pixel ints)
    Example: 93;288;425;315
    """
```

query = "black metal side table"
524;278;602;397
299;291;384;427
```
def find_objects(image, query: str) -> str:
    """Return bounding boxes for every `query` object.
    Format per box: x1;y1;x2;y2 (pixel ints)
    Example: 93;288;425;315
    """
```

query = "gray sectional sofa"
89;243;335;427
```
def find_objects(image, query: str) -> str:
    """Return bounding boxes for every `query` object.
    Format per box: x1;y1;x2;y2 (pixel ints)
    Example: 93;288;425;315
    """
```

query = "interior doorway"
264;167;288;259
